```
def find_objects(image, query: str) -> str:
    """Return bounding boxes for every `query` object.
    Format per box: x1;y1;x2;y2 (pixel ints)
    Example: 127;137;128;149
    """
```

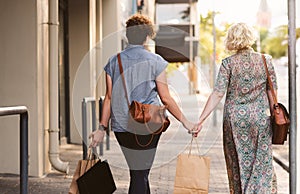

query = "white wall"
69;0;91;144
102;0;122;54
0;0;46;176
0;0;136;176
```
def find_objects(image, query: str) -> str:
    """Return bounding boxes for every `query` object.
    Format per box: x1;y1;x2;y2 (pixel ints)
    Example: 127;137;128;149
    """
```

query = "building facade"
0;0;155;177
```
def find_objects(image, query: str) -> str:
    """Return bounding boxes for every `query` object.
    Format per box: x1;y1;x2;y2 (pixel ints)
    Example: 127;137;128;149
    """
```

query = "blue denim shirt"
104;45;168;132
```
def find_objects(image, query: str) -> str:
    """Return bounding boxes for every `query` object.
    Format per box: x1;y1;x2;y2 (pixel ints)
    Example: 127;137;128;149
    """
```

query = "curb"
273;149;289;172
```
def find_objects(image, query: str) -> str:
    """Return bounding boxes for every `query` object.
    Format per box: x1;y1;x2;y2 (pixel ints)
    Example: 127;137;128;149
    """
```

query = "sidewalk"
0;94;289;194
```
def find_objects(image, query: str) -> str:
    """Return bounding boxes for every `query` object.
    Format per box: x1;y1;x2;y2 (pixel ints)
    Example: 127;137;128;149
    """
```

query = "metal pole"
91;100;100;156
82;100;88;159
20;112;28;194
106;130;110;151
132;0;137;14
91;100;96;131
82;97;107;157
189;0;193;94
99;98;104;155
288;0;297;193
99;97;110;151
212;10;217;126
0;106;28;194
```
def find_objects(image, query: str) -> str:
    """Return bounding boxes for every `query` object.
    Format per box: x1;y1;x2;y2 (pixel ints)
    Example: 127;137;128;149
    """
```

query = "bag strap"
188;137;201;156
118;53;159;148
134;134;154;147
83;148;100;172
262;55;279;108
117;53;131;108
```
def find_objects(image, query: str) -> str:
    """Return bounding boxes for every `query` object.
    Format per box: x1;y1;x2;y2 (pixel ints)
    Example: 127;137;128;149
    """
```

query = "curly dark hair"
126;14;155;45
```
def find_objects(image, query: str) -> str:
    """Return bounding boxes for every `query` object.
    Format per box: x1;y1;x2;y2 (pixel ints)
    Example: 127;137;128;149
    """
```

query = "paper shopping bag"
173;153;210;194
76;159;116;194
69;158;99;194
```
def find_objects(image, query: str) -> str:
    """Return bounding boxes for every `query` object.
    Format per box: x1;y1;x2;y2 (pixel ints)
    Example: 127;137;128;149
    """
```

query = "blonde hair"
224;23;257;51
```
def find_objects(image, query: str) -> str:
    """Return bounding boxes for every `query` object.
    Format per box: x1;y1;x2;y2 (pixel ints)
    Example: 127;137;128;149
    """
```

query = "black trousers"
114;132;161;194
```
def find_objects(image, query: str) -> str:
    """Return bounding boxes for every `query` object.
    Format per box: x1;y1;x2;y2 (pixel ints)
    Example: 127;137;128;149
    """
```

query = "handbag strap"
117;53;157;148
117;53;131;108
262;54;279;107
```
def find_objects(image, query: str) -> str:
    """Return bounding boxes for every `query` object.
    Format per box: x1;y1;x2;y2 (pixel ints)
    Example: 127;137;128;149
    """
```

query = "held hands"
192;122;203;137
89;129;106;148
182;119;200;136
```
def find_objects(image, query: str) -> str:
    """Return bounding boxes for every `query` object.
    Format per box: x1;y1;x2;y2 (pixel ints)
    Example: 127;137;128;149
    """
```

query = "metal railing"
0;106;28;194
81;97;110;159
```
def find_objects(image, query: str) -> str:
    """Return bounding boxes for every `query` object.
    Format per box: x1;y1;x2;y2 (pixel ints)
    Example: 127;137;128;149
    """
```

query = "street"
0;61;295;194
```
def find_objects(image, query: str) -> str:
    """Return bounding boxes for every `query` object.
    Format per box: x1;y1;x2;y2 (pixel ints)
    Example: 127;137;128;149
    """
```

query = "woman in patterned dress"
195;23;278;193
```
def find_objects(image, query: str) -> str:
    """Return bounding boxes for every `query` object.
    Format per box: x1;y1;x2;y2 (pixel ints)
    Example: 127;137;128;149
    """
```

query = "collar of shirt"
125;44;144;50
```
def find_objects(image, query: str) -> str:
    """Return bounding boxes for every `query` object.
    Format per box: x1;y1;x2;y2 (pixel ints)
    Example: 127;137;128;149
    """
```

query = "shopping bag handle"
87;147;100;160
82;148;101;173
188;137;201;156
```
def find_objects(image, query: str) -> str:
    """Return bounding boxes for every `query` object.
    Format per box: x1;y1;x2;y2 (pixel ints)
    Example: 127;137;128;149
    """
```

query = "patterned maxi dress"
214;49;278;194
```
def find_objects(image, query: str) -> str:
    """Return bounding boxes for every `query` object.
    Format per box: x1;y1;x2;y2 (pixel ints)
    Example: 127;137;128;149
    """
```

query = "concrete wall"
68;0;122;144
0;0;143;176
69;0;91;144
0;0;46;176
96;0;122;124
101;0;122;74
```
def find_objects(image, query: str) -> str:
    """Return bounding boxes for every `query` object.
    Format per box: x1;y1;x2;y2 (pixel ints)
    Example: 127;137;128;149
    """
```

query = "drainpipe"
48;0;69;174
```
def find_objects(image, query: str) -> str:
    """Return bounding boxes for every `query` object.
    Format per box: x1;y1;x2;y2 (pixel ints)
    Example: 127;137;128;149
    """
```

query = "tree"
297;28;300;39
199;12;300;62
261;25;300;59
199;11;227;65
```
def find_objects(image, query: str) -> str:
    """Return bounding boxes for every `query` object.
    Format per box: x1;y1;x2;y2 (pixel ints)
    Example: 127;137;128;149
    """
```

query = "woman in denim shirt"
89;14;195;194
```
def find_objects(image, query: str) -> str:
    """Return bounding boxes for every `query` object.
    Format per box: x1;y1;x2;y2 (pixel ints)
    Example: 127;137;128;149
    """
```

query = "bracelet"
98;124;107;131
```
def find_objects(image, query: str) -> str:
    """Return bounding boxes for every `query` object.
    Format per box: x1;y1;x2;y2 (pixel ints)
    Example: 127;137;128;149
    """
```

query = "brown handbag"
262;55;290;144
117;53;170;147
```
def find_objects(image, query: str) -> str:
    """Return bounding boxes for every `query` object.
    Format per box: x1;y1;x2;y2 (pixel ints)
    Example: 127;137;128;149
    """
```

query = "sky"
197;0;300;29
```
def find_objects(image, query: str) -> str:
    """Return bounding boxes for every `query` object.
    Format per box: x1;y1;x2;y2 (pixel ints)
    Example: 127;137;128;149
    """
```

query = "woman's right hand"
89;129;106;148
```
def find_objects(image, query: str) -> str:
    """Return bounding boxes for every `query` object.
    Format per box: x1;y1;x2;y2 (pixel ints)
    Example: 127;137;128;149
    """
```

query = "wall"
69;0;91;144
68;0;122;144
102;0;121;56
0;0;46;176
